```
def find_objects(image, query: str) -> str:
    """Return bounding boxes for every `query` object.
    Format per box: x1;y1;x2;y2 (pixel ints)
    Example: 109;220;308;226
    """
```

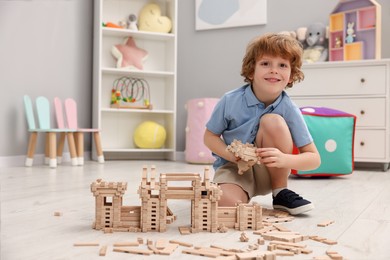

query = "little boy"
204;33;321;215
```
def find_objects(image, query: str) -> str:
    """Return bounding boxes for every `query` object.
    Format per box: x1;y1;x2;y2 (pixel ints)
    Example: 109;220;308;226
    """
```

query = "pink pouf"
185;98;219;164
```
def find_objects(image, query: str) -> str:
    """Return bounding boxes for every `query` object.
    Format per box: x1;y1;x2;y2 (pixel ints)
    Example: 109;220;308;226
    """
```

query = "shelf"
102;67;174;77
101;108;174;114
102;27;175;41
93;0;177;160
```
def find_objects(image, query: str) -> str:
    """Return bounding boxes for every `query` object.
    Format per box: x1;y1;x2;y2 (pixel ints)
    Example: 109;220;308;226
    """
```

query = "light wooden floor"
1;160;390;260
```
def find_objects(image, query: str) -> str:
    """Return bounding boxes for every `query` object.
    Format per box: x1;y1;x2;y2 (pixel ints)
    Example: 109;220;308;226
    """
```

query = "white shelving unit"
93;0;177;160
288;59;390;170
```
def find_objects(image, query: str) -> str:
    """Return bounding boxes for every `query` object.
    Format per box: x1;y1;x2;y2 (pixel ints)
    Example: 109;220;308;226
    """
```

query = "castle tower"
91;179;127;230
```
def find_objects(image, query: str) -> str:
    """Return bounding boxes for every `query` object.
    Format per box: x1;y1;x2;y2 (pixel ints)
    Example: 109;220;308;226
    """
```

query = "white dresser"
287;59;390;170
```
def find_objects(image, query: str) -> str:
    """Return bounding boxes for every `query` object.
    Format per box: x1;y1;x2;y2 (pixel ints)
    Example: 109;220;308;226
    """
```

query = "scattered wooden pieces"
99;245;107;256
169;239;193;247
73;242;99;246
53;211;62;217
318;220;335;227
240;232;249;242
113;241;139;247
113;247;153;255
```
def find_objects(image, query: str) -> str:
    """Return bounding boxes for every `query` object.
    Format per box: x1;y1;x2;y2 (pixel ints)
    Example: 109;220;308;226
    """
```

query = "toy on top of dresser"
300;22;329;63
226;139;260;175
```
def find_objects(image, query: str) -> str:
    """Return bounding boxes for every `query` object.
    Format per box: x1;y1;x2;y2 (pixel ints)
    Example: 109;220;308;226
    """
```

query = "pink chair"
64;98;104;165
54;97;79;166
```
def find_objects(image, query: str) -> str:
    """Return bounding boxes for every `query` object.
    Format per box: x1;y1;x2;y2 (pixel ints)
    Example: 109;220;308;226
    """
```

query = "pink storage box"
185;98;219;164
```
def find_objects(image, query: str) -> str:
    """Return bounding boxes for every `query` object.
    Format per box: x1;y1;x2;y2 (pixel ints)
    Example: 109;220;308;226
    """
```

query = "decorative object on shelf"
111;37;148;70
110;76;152;109
345;22;356;43
301;22;328;63
133;121;167;149
138;3;172;33
329;0;381;61
127;14;138;31
334;36;342;48
103;22;123;29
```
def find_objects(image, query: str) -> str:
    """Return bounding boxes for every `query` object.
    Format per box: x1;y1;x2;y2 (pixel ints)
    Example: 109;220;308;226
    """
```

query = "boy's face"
250;55;292;102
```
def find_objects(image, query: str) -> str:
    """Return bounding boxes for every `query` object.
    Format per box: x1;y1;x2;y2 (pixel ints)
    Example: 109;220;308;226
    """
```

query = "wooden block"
182;248;220;258
273;250;294;256
155;239;166;249
113;248;153;255
269;241;307;248
159;243;178;255
193;247;236;256
318;220;335;227
147;243;160;254
236;251;269;259
113;241;139;247
99;245;107;256
169;240;193;247
74;242;99;246
313;255;333;260
273;224;291;232
179;226;191;235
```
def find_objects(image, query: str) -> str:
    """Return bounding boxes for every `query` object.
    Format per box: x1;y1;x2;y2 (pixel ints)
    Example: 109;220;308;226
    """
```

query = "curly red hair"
241;33;304;88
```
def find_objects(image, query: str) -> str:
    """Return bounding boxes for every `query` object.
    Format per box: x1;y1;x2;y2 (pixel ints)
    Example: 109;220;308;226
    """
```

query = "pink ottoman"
185;98;219;164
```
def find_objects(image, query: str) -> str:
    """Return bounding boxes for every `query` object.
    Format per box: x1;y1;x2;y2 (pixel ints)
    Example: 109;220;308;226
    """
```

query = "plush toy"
301;22;328;63
138;3;172;33
111;37;148;70
133;121;166;149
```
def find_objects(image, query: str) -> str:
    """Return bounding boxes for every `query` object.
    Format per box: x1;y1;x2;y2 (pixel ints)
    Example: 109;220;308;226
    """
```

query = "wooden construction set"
91;165;263;234
88;165;343;258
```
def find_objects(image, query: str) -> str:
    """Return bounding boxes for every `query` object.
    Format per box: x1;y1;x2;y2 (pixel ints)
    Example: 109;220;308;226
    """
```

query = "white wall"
1;0;389;165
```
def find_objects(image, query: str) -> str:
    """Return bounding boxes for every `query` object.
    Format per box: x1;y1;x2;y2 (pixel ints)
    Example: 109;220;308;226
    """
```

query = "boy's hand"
256;147;286;168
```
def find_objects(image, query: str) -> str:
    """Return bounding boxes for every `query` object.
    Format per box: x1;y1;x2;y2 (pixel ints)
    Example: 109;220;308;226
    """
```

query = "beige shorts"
213;162;272;198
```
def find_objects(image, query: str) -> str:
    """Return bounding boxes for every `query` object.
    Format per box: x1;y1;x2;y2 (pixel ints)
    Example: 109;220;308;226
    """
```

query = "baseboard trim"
0;152;91;168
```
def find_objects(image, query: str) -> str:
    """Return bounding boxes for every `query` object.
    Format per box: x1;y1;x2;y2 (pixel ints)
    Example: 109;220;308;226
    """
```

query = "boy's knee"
260;114;288;134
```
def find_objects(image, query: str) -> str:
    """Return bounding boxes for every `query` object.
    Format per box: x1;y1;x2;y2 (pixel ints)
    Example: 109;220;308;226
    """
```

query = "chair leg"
67;133;78;166
25;132;37;167
76;132;84;165
57;133;66;164
48;132;57;168
93;132;105;163
45;134;50;165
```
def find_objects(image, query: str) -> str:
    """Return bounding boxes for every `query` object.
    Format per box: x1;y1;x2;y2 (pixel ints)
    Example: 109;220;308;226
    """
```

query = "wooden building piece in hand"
226;139;260;174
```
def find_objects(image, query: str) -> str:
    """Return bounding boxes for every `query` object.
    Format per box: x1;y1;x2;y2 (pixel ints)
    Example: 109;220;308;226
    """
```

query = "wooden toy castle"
91;165;263;233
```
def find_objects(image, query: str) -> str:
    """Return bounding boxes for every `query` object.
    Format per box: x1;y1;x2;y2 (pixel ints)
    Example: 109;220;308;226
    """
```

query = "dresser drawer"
354;130;386;160
289;65;386;96
291;97;386;127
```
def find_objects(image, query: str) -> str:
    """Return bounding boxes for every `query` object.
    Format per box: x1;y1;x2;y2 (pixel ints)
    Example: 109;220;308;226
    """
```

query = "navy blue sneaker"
273;189;314;215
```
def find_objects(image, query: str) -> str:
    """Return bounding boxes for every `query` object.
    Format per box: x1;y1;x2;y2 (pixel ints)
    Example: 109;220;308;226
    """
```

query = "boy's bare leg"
218;183;248;206
255;114;293;189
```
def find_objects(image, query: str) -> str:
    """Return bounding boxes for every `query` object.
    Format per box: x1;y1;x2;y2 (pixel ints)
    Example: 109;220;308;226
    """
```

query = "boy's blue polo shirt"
206;84;313;170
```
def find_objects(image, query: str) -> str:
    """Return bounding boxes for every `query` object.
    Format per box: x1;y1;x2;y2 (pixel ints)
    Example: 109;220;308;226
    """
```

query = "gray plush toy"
301;22;328;63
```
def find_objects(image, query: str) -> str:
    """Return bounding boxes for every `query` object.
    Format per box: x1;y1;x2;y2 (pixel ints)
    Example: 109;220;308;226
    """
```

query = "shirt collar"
244;85;285;109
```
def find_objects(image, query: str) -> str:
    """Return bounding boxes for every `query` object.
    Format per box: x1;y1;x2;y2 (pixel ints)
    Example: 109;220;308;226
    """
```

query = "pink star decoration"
111;37;148;70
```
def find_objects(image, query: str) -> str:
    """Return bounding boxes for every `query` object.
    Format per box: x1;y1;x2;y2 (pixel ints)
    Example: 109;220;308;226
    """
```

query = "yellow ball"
133;121;166;149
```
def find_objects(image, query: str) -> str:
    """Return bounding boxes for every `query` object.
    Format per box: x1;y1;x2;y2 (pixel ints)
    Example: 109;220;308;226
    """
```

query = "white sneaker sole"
273;203;314;215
